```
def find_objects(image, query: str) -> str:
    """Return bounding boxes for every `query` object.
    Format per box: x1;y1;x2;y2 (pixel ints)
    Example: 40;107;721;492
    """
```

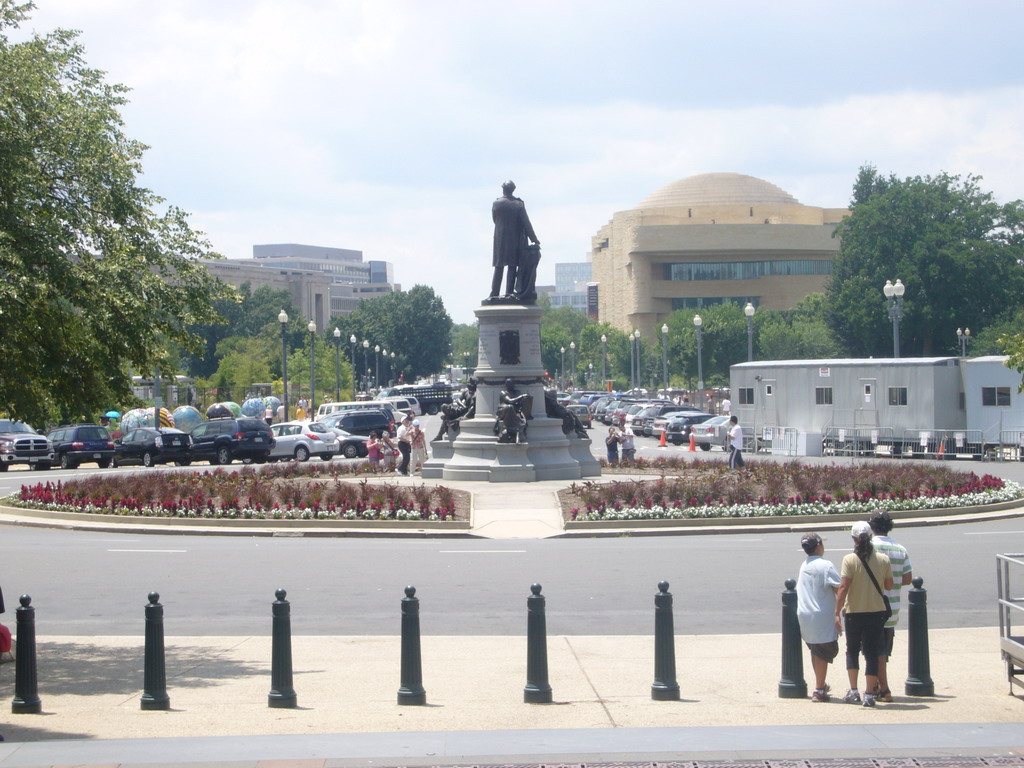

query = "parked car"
0;419;53;471
189;417;274;465
664;412;715;445
113;428;192;467
383;396;421;417
590;396;616;419
322;408;393;437
326;428;369;459
650;407;707;438
47;424;115;469
268;421;339;462
605;399;640;426
567;403;592;429
631;403;694;436
687;415;733;450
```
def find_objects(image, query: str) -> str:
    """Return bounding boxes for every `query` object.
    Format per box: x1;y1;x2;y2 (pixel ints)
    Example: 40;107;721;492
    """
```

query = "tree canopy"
0;2;231;423
825;166;1024;357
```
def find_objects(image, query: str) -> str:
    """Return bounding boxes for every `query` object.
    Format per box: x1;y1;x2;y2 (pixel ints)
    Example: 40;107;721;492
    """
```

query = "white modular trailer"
962;356;1024;443
729;357;966;435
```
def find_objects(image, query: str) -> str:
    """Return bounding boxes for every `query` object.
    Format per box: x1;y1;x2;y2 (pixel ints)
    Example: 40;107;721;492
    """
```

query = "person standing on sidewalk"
727;415;744;468
835;520;893;707
868;510;913;703
396;415;413;476
796;533;842;701
620;425;636;462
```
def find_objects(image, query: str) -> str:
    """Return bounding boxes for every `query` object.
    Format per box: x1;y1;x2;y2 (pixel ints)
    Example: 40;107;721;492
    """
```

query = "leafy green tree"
339;285;453;382
450;323;480;372
0;3;232;424
826;166;1024;357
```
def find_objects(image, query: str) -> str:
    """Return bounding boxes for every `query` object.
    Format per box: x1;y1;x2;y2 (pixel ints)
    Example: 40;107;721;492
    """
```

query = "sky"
13;0;1024;324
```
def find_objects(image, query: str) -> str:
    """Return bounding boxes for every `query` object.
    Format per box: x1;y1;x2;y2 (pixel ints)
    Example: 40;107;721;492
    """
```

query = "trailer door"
858;378;878;427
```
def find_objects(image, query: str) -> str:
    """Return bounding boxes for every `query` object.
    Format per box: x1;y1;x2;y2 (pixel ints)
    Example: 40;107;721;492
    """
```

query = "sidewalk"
2;628;1023;765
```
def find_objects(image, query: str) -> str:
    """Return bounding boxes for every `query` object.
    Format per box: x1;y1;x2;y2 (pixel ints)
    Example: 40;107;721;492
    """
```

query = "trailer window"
815;387;833;405
738;387;754;405
888;387;908;406
982;387;1011;406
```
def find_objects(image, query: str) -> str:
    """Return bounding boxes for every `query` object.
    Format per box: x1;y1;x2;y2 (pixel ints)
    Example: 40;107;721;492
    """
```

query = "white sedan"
268;421;339;462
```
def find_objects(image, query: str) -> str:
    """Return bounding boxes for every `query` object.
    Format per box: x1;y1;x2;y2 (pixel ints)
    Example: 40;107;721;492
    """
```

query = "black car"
322;409;392;437
664;412;715;445
329;428;369;459
47;424;115;469
114;428;192;468
189;418;273;465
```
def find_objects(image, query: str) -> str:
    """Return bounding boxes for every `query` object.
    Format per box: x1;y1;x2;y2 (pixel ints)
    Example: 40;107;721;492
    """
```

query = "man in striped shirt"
868;510;913;702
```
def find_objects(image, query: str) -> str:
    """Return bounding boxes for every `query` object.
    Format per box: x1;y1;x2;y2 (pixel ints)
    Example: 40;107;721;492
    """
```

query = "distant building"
201;243;400;328
591;172;849;340
549;261;591;313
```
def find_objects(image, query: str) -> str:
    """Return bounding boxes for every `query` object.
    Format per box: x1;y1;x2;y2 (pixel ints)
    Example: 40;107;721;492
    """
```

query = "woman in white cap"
409;419;428;474
834;520;893;707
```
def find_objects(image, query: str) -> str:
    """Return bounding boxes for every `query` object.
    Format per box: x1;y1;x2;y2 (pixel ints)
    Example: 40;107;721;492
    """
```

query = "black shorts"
880;626;895;657
806;640;839;662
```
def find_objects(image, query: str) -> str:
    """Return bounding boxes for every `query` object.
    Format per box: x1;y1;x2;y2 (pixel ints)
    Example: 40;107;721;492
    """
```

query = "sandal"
877;689;893;703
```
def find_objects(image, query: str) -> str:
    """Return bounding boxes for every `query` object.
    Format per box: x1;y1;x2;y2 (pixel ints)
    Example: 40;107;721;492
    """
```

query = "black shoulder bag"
859;554;892;622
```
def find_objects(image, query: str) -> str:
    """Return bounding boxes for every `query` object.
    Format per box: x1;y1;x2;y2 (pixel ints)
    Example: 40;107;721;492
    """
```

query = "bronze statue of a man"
490;181;540;301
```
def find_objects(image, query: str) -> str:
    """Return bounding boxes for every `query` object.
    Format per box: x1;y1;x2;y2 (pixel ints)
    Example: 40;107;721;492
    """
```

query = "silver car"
268;421;339;462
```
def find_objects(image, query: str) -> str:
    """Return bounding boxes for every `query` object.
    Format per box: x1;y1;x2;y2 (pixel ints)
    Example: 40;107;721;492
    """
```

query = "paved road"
2;416;1024;636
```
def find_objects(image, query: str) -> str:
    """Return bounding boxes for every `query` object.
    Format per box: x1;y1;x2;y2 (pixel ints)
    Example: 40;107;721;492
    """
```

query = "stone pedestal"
422;303;601;483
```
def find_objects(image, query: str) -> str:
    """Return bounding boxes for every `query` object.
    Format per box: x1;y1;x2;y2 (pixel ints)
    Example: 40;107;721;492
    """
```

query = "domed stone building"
590;172;849;339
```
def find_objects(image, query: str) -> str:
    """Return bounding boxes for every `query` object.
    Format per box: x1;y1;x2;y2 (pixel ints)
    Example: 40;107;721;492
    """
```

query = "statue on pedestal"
494;378;532;443
434;379;477;441
486;181;541;304
544;388;588;439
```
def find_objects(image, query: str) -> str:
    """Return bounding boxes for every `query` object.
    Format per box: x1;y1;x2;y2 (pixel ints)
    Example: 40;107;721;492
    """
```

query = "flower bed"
6;464;466;522
564;458;1023;521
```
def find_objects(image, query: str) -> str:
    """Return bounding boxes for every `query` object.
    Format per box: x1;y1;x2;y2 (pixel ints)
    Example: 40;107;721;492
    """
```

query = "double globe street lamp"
333;327;341;401
660;324;669;390
883;279;906;358
693;314;704;393
349;334;357;399
308;321;317;413
957;327;971;357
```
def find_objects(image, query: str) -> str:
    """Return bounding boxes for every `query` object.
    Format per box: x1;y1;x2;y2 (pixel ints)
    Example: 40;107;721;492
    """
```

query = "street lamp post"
588;362;594;387
333;328;341;401
278;310;289;418
660;323;669;391
634;329;641;390
569;341;576;389
349;334;357;399
600;334;607;390
560;346;565;388
628;333;635;391
693;314;704;393
374;345;380;389
390;351;396;385
883;279;906;358
744;302;755;362
361;340;370;392
307;320;317;413
957;327;971;357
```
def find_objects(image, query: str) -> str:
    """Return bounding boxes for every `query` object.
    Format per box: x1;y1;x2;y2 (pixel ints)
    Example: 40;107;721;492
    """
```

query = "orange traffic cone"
937;439;945;458
689;432;696;452
659;430;667;448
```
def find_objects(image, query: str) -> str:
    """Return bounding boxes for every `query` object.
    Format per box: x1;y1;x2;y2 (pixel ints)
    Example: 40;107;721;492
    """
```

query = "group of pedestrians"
795;510;913;706
605;425;636;463
367;414;428;476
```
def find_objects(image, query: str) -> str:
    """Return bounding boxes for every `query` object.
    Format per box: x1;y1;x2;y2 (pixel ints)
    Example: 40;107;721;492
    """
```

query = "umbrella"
104;410;120;419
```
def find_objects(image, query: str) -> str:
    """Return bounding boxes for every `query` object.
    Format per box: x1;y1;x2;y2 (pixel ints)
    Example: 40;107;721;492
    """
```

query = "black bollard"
268;588;297;708
12;595;41;714
397;586;426;705
904;576;935;696
778;578;807;698
141;592;170;711
524;583;552;704
651;580;680;701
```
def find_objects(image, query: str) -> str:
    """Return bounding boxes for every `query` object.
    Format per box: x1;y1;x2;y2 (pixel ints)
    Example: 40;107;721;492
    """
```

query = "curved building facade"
590;172;848;339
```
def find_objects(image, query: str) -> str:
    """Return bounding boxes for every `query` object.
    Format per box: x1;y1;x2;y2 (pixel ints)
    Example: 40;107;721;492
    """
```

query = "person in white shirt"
728;415;744;468
721;397;731;416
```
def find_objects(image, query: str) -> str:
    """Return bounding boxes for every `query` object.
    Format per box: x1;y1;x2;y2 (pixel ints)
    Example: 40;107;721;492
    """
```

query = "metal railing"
997;554;1024;694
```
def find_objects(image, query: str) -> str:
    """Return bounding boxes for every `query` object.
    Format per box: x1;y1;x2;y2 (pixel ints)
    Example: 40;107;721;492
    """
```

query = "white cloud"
14;1;1024;325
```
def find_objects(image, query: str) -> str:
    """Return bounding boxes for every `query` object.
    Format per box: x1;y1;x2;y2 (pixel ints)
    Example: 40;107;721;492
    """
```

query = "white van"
316;400;400;422
383;396;421;416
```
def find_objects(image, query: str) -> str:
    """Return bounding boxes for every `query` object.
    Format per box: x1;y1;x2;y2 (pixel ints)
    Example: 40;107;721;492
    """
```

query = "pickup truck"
0;419;54;470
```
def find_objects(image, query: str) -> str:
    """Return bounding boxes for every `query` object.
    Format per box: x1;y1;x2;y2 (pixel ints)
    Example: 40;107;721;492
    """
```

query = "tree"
0;3;232;423
339;285;453;381
755;294;840;361
826;166;1024;357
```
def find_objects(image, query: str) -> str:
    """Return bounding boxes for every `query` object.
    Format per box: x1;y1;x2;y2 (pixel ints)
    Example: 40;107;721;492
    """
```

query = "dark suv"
189;418;274;465
47;424;115;469
0;419;54;471
323;409;392;437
